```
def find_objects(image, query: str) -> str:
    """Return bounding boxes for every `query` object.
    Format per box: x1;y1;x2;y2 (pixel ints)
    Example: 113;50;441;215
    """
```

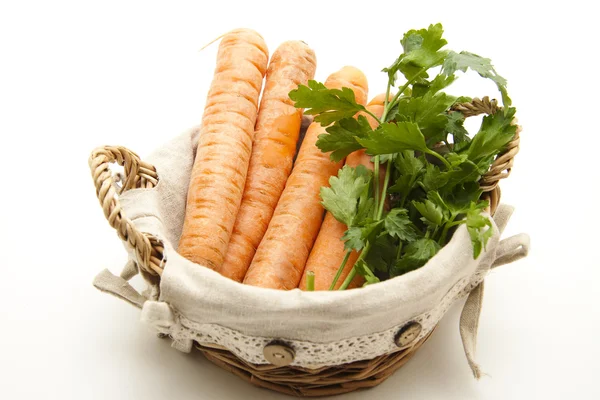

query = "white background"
1;1;598;399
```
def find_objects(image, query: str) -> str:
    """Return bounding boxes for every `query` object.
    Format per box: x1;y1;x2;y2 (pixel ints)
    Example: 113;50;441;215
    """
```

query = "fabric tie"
93;265;146;309
140;301;193;353
459;205;530;378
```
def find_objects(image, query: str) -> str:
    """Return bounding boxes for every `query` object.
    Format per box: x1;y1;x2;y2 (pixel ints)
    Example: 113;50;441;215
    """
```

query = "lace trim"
163;272;486;368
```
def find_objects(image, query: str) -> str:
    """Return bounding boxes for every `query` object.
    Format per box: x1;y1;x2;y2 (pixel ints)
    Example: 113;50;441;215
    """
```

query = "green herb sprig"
289;23;517;290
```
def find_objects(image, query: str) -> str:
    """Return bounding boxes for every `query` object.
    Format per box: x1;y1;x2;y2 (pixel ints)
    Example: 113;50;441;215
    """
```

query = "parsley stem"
340;154;391;291
439;224;450;244
426;149;452;169
329;250;352;290
338;267;357;291
373;155;380;218
390;80;414;108
385;70;427;117
364;108;382;124
340;157;392;291
396;241;404;262
306;271;315;291
338;242;371;290
376;160;393;219
383;56;445;120
439;218;464;244
383;82;392;120
399;172;419;209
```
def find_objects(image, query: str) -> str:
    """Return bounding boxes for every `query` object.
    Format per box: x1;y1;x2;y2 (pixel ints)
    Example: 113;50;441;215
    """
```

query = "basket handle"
89;146;164;278
451;96;522;215
451;96;522;192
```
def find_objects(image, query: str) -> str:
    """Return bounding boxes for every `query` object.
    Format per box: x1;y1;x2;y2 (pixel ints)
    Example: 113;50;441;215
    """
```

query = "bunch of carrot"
178;28;378;290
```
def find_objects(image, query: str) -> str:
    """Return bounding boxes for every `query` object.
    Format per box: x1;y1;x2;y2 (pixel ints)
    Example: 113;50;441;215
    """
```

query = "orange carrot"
243;66;369;289
299;95;388;290
178;29;269;270
217;41;317;282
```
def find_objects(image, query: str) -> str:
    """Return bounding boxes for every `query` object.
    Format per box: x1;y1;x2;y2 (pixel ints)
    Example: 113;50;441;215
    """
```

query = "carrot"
217;41;317;282
243;66;369;289
178;29;269;270
299;95;389;290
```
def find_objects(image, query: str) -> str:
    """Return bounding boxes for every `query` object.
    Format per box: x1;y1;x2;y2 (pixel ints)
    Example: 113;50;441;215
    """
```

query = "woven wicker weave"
89;97;520;396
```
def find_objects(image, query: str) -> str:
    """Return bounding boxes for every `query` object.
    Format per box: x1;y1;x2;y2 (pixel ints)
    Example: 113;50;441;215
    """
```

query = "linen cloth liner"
93;127;530;376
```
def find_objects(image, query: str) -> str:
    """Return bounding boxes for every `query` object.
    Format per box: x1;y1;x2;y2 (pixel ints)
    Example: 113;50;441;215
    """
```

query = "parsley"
363;235;397;274
384;209;419;241
445;112;470;150
389;151;424;194
413;198;446;226
443;51;511;107
385;23;449;85
466;201;494;258
289;23;517;289
289;80;369;125
316;116;373;162
395;92;456;130
463;107;517;163
393;238;441;276
354;260;381;285
320;165;372;227
358;122;429;155
342;220;384;252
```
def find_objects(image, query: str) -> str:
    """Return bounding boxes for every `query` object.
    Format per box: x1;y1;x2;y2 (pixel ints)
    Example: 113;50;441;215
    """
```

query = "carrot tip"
198;32;227;52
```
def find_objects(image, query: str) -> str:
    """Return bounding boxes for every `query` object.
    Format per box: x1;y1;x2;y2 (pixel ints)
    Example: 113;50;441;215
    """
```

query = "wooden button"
394;322;422;347
263;342;295;366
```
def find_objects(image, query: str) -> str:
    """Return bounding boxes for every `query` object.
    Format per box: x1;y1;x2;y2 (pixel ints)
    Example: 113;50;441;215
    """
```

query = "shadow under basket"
89;97;523;397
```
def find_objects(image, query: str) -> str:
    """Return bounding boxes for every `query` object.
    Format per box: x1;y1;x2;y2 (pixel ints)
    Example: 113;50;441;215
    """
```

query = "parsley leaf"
395;92;457;139
378;153;398;163
444;182;483;213
363;235;397;273
384;209;419;241
342;227;364;251
342;220;384;252
395;151;425;177
446;112;470;150
321;165;372;226
446;152;469;167
443;51;511;107
389;151;425;194
383;23;449;86
420;154;481;195
413;199;446;226
466;201;493;258
422;163;447;192
426;191;450;214
399;23;449;80
393;238;441;276
444;159;481;190
354;260;381;286
358;122;429;155
316;116;372;162
412;74;456;97
289;80;367;125
464;107;517;163
355;195;376;225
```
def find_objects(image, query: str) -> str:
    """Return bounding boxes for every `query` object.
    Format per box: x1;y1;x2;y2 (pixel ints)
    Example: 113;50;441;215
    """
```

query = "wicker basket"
89;97;521;397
